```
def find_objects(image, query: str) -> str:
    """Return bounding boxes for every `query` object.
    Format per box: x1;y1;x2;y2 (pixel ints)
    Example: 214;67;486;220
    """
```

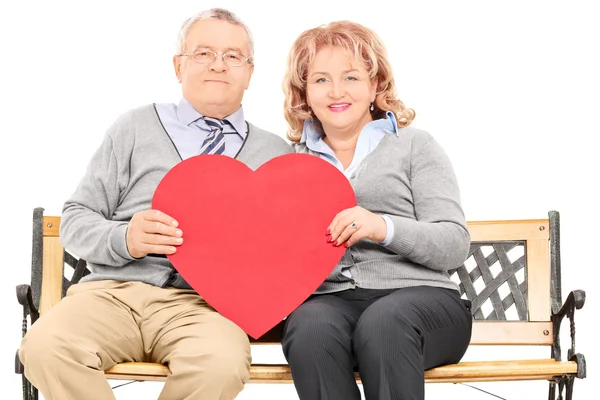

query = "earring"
370;103;374;111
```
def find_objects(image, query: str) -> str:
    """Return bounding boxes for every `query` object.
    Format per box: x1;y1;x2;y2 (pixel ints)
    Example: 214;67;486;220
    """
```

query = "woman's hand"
327;206;387;247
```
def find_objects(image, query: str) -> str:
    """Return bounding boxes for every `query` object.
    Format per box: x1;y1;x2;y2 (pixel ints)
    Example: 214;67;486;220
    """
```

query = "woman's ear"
370;78;379;102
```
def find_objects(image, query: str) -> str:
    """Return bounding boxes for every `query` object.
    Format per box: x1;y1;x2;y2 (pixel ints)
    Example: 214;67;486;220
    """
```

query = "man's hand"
126;210;183;258
327;206;387;247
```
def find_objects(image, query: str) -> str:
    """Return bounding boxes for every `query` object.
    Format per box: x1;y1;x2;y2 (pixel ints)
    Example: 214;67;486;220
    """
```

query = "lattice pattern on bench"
62;252;89;291
450;242;528;321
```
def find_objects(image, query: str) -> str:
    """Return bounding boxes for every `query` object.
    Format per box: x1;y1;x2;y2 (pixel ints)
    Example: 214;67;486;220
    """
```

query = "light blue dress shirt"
154;98;247;160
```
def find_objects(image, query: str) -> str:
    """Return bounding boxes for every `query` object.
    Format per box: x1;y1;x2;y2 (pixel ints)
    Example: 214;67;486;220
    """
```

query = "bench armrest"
551;289;586;379
554;290;585;317
16;284;39;325
16;284;40;375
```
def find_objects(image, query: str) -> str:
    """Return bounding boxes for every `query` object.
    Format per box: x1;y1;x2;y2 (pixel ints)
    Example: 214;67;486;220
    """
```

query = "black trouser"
281;286;472;400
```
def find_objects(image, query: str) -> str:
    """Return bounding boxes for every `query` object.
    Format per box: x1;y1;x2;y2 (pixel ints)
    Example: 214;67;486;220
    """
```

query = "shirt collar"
300;110;399;146
176;97;247;137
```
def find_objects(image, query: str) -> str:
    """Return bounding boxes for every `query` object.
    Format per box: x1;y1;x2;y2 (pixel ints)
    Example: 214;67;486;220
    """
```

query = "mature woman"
281;21;473;400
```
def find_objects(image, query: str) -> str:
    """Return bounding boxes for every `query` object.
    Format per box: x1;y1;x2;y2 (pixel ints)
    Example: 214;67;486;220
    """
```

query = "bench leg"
22;375;38;400
548;376;575;400
548;381;556;400
565;377;574;400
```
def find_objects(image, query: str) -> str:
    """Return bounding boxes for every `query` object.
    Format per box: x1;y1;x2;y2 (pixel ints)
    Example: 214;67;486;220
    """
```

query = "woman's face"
306;46;377;135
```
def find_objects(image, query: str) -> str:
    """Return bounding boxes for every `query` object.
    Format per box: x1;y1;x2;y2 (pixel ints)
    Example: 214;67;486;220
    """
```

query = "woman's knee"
282;299;353;360
353;299;417;355
285;301;345;341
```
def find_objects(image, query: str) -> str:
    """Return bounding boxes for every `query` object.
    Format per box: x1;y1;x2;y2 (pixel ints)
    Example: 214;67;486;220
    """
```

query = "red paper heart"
152;154;356;338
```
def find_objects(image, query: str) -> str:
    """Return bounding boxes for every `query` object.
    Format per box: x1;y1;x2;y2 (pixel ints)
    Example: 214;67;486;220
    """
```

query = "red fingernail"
326;228;331;235
344;243;349;248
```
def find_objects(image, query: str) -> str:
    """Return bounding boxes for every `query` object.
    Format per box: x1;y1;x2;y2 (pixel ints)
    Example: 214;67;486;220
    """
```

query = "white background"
1;1;597;399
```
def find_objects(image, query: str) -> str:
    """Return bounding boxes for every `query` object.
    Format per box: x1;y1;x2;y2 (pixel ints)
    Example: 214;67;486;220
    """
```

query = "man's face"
174;19;254;118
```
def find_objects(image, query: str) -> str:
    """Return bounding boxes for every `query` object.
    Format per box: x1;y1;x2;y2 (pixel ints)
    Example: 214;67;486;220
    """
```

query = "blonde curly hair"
283;21;415;143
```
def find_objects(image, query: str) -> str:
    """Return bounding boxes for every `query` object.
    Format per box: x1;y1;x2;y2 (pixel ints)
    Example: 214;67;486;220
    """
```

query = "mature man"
19;8;291;400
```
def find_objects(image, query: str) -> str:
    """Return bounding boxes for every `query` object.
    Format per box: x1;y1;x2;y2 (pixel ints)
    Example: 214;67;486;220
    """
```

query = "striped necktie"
199;116;226;155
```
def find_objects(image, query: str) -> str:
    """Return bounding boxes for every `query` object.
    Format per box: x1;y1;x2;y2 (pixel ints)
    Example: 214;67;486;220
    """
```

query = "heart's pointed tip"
247;330;266;340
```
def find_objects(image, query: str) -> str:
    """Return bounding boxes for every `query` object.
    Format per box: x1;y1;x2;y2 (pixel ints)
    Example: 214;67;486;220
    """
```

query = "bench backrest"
29;207;562;347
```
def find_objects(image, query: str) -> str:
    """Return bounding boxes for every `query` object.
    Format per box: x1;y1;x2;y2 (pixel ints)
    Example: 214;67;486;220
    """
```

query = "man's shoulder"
247;122;292;151
105;104;160;139
112;104;158;126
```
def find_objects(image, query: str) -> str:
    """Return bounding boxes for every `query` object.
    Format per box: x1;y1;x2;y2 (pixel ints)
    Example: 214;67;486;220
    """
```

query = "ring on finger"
348;222;358;229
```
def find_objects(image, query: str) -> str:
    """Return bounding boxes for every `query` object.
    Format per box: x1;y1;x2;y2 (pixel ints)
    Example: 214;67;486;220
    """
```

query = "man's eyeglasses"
177;50;251;67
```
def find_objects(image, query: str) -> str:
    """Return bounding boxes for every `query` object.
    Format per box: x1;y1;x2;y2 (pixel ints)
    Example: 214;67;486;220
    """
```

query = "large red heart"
152;154;356;338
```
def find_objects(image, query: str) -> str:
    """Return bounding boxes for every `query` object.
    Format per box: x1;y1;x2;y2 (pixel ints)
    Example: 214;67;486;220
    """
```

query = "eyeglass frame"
176;49;253;67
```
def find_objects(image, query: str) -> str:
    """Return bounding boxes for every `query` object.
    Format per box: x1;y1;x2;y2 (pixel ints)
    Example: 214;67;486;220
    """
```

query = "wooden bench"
15;207;586;399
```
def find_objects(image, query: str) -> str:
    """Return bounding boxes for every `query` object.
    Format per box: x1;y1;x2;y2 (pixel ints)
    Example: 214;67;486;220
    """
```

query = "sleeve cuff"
382;215;419;258
108;222;137;262
379;215;395;245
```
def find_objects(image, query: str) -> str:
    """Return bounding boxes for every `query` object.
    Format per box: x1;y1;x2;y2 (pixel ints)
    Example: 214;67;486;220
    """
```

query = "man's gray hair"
176;8;254;61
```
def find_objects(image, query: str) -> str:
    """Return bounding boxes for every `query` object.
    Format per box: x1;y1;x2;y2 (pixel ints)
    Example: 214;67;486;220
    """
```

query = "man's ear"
245;63;254;89
173;56;182;83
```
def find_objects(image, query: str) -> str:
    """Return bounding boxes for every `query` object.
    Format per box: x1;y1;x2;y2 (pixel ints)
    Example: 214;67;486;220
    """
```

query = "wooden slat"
45;217;549;241
469;321;552;345
39;237;64;314
467;220;549;241
425;374;564;383
105;362;169;381
527;239;551;321
103;359;577;383
424;359;578;381
43;216;61;237
252;321;554;346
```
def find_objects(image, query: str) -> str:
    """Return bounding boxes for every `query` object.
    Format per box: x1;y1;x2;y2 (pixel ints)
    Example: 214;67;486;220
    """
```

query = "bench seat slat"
104;359;578;383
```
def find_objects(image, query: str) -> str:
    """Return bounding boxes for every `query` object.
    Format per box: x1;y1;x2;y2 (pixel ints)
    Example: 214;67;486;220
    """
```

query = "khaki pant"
19;280;251;400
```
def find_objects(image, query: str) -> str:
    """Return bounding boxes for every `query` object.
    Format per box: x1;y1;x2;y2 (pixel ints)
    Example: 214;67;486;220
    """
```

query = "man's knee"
20;326;68;372
208;345;251;385
175;341;251;388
